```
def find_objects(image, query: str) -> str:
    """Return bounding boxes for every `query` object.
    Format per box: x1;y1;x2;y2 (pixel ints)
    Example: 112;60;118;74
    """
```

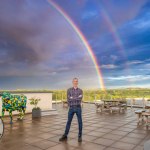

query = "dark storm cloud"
0;0;96;83
0;33;39;65
0;0;51;66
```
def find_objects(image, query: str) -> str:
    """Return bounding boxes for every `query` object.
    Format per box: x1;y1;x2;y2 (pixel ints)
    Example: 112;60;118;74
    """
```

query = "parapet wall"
1;92;53;115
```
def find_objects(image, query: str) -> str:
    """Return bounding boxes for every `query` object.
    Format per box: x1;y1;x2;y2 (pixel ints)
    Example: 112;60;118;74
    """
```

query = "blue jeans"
64;107;82;137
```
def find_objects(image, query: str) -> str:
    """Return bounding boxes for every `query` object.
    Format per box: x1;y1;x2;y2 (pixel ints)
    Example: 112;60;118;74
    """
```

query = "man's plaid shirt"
67;87;83;107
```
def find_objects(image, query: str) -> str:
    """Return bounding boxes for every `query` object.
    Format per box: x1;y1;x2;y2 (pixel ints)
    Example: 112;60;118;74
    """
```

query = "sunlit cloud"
101;64;118;69
126;60;144;65
106;75;150;81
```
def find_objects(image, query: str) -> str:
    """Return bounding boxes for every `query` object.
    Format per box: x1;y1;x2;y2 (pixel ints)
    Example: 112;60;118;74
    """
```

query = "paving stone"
111;141;136;150
93;138;115;146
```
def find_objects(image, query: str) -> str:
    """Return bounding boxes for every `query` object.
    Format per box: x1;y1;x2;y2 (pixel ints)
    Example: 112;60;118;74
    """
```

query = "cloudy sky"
0;0;150;90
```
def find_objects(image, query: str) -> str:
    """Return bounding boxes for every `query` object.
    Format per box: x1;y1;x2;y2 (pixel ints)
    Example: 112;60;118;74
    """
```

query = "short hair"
72;77;78;81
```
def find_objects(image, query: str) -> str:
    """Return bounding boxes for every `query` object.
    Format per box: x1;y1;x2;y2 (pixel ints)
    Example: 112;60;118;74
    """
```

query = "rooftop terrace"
0;104;150;150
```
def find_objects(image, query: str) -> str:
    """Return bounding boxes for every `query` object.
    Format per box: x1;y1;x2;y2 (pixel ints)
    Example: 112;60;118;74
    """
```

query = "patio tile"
31;140;58;149
139;139;148;146
132;129;150;134
133;145;144;150
66;138;86;147
24;137;44;144
120;136;142;144
84;126;98;130
81;129;91;134
50;129;64;135
102;133;123;140
86;131;106;137
105;147;121;150
93;138;115;146
0;143;28;150
123;125;137;129
74;142;106;150
94;128;112;133
117;127;134;132
111;141;136;150
38;128;56;132
82;135;98;141
110;130;129;136
20;144;42;150
103;125;118;130
46;143;75;150
127;133;146;139
37;133;58;139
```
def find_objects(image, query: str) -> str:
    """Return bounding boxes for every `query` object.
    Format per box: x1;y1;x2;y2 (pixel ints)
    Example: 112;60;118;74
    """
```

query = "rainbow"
100;4;127;59
100;3;131;85
47;0;105;90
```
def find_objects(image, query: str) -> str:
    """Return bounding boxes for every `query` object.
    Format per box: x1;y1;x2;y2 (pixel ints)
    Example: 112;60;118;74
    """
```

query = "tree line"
52;88;150;101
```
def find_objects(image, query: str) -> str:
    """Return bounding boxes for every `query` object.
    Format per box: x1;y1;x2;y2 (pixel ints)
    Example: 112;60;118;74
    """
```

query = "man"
59;78;83;142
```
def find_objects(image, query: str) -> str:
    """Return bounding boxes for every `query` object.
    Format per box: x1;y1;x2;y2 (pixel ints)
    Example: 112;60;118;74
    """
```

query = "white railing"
52;93;150;108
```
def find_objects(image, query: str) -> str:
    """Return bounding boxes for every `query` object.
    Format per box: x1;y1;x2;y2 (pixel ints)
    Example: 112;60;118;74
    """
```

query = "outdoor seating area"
135;105;150;127
0;103;150;150
94;99;127;113
94;99;150;128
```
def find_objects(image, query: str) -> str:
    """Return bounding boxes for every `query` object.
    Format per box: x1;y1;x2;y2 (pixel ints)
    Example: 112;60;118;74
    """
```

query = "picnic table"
95;99;127;113
94;100;104;112
142;104;150;126
135;104;150;126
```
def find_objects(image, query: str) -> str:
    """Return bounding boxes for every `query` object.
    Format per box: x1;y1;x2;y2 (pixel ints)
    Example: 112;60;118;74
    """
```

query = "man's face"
72;79;78;87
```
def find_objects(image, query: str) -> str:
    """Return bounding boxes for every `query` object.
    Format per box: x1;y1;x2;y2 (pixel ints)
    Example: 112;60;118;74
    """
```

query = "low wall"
1;92;53;116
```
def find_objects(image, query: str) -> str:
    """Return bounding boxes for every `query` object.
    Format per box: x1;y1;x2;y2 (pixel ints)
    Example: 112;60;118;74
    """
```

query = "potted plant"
29;97;41;118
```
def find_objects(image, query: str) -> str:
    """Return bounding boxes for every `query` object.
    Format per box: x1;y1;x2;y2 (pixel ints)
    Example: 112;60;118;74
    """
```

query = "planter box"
32;109;41;118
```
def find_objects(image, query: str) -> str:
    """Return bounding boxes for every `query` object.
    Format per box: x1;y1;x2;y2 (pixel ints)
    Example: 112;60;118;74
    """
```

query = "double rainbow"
47;0;105;90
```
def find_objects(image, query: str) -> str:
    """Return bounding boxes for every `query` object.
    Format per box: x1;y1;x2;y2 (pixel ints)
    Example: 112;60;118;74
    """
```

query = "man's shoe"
59;135;67;141
78;136;82;142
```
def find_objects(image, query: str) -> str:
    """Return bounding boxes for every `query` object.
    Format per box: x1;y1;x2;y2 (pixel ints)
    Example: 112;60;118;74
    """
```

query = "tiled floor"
0;104;150;150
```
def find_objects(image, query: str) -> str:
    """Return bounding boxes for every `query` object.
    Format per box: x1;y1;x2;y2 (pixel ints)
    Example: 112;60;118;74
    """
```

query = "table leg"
137;113;142;125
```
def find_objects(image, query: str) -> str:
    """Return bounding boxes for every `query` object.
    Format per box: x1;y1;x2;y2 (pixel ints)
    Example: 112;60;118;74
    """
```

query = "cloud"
100;0;147;27
126;60;144;65
106;75;150;82
101;64;118;69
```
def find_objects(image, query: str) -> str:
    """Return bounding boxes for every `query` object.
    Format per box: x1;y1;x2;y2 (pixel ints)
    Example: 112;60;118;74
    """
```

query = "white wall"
3;92;52;115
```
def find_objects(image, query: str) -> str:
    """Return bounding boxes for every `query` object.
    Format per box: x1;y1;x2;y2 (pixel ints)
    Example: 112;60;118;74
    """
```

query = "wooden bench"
95;102;104;112
135;109;145;125
110;106;120;113
142;112;150;126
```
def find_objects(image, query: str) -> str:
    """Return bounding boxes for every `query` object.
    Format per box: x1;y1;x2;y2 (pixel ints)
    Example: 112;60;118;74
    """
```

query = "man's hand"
78;95;82;98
